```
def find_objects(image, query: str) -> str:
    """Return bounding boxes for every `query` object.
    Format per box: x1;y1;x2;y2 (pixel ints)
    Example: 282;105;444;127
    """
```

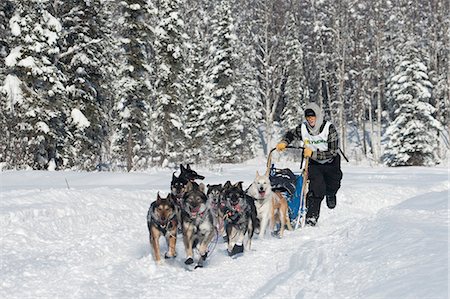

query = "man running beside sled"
276;102;343;226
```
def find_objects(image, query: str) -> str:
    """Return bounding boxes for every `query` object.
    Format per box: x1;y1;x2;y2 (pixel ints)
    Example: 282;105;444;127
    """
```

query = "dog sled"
266;146;309;229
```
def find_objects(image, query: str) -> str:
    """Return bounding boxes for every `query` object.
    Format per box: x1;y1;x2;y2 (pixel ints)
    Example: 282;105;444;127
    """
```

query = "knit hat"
305;109;316;117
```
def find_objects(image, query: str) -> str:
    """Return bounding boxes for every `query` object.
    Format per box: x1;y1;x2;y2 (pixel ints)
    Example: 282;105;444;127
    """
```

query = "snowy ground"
1;161;448;298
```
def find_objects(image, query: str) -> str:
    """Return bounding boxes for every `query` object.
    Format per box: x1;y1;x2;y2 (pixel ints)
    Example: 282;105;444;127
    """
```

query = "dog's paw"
164;252;177;259
228;244;244;257
184;257;194;265
194;261;204;269
222;235;229;243
271;231;281;239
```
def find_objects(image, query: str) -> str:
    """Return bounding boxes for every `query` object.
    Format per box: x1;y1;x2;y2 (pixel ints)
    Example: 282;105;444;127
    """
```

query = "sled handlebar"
266;146;305;175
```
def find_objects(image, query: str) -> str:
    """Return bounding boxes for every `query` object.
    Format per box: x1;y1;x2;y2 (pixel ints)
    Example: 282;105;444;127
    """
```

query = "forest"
0;0;448;170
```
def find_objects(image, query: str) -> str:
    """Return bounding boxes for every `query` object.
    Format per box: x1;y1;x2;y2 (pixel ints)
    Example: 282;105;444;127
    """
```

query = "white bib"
301;122;332;161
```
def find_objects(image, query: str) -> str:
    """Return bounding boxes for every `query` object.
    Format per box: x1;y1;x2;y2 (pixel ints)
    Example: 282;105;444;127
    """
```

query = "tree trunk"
377;83;383;162
126;129;133;172
368;90;374;157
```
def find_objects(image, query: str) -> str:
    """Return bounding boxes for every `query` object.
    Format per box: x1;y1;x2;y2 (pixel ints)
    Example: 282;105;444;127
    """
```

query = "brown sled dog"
271;192;293;238
147;193;178;264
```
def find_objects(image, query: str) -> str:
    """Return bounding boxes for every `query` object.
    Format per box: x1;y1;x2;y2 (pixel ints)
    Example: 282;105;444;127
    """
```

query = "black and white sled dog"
222;181;258;256
171;164;205;228
207;184;226;240
181;181;215;268
147;193;178;264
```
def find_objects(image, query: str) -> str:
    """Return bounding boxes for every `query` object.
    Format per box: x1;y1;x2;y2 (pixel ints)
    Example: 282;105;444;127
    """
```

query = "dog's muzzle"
258;190;266;198
188;204;206;217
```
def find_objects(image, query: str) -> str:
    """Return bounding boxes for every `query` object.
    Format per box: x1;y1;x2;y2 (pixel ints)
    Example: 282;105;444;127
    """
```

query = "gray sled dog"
222;181;257;256
207;184;226;240
181;182;215;268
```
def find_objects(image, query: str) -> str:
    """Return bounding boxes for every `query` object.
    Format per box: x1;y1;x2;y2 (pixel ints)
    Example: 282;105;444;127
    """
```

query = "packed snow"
0;161;448;298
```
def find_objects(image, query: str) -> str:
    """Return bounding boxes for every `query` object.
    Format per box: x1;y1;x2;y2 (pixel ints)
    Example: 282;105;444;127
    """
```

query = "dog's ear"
198;183;206;193
186;164;191;170
156;192;162;202
256;170;260;177
180;164;185;172
206;184;210;188
172;172;177;180
224;181;232;189
218;184;223;189
234;181;243;190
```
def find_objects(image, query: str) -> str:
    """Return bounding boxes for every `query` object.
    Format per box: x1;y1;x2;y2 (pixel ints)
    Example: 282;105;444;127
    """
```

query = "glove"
276;142;287;152
303;147;313;158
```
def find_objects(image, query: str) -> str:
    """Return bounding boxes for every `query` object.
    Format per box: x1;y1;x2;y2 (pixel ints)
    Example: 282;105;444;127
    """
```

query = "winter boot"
326;194;336;209
305;217;317;227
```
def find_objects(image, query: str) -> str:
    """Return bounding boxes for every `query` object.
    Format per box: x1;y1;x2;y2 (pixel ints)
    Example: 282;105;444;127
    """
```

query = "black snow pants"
306;154;343;223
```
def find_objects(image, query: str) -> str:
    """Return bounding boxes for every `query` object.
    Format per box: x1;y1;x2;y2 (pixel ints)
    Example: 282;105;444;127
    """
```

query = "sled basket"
269;168;296;195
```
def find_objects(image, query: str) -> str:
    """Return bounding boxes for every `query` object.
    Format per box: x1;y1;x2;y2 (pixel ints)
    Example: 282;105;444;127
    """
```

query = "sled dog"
180;164;205;182
171;164;205;203
272;191;293;238
147;193;178;264
207;184;226;239
171;172;188;205
247;171;292;237
171;164;205;232
222;182;257;256
181;182;215;268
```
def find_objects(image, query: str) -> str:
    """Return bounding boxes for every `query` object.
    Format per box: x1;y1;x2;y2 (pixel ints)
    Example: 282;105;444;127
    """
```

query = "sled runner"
266;146;309;229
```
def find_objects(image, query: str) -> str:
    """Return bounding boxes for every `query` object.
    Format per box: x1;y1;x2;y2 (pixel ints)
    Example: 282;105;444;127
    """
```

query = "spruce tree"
383;41;442;166
111;0;153;171
58;0;110;170
151;0;188;166
5;1;68;169
281;13;306;131
203;0;242;163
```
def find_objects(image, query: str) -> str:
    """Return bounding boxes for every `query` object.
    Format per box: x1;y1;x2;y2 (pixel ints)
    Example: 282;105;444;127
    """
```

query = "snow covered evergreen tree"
181;0;210;163
202;0;243;163
383;40;442;166
111;0;153;171
5;1;68;169
281;13;306;131
58;0;110;170
151;0;188;166
0;0;15;167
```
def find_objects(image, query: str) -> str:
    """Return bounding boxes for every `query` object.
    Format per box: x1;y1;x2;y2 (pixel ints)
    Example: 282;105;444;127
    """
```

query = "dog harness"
150;210;178;236
224;201;249;230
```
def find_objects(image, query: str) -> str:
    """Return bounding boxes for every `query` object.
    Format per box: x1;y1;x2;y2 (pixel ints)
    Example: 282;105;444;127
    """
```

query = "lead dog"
181;182;215;268
247;171;292;238
147;193;178;264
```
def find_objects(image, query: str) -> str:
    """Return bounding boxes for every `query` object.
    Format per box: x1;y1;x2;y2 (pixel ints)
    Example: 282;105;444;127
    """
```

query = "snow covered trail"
1;165;448;298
